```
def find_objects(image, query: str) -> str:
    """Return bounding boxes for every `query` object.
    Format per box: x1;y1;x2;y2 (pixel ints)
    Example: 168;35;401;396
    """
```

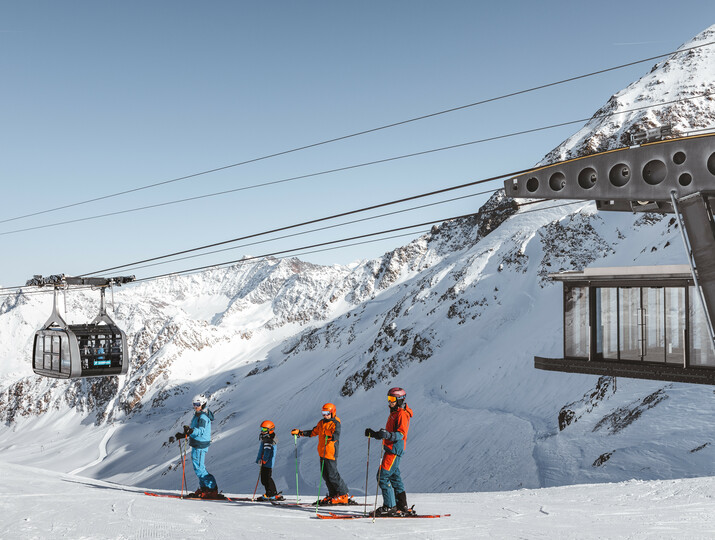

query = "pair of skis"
143;492;448;519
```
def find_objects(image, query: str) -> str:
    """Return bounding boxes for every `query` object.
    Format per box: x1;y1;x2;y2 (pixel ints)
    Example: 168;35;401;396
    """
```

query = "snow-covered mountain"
2;25;715;499
541;25;715;164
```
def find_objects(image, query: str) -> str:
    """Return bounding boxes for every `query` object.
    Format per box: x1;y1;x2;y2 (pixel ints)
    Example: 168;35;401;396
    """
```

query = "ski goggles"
387;396;397;403
261;427;271;432
192;402;203;407
321;411;331;416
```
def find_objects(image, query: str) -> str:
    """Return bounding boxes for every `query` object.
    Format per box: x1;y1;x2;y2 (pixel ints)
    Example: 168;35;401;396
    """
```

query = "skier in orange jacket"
365;387;414;516
291;402;351;504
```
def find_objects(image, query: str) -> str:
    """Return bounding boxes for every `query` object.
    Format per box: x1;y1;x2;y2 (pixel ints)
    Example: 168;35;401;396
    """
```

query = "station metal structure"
28;274;135;379
505;130;715;384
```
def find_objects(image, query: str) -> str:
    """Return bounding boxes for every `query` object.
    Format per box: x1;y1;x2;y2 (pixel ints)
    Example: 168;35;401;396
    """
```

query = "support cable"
2;90;713;238
2;41;712;226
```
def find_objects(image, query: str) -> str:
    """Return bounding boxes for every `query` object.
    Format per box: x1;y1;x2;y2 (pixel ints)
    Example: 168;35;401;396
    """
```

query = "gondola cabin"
29;275;134;379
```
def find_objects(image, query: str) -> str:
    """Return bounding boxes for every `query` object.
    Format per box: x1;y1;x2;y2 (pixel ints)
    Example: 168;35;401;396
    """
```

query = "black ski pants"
320;457;348;497
260;466;278;497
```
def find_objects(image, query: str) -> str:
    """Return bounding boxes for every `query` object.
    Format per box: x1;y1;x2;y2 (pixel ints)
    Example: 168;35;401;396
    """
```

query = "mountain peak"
540;24;715;164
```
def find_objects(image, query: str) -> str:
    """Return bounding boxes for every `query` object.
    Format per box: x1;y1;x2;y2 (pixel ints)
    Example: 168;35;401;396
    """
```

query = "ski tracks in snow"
69;425;117;475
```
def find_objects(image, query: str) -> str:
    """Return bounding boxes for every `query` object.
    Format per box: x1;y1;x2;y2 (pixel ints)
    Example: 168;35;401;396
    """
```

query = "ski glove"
291;429;300;436
370;429;388;440
174;428;193;439
365;428;377;438
169;436;176;444
291;429;310;437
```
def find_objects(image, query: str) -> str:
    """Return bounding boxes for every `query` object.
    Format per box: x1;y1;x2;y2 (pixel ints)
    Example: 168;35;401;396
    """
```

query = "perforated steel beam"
505;133;715;210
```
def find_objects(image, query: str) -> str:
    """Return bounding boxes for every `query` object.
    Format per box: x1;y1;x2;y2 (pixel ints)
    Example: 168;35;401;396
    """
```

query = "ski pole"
294;434;300;504
252;464;262;501
178;437;186;498
372;444;385;523
364;436;371;516
182;438;188;498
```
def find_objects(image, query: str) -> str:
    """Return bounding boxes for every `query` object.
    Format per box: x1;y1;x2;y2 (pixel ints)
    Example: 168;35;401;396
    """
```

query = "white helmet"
192;394;208;409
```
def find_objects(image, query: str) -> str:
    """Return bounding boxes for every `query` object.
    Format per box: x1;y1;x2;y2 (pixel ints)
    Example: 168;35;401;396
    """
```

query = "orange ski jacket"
306;416;342;460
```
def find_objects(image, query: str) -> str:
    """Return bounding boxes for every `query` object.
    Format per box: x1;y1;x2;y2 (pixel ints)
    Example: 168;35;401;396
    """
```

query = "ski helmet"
192;393;208;409
322;403;336;417
387;387;406;406
260;420;275;433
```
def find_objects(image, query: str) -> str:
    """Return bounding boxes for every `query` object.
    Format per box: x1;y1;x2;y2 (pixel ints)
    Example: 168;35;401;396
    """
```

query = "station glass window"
619;288;641;361
586;286;690;365
689;287;715;367
565;286;589;358
665;287;685;364
595;288;618;359
643;287;665;363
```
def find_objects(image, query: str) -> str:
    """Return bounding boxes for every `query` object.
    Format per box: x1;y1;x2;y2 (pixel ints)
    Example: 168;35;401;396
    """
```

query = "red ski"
143;491;251;502
316;511;450;520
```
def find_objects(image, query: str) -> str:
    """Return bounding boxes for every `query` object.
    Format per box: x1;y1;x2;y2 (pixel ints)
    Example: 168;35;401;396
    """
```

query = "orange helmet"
322;403;336;416
260;420;275;433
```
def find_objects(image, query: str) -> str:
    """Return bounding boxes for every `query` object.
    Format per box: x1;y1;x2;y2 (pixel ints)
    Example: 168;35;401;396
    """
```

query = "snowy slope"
2;462;715;540
2;24;715;506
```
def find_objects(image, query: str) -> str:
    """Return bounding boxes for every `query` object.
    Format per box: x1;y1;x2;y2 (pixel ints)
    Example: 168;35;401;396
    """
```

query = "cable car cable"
131;200;590;284
109;188;501;274
76;88;715;277
0;199;593;297
2;41;712;227
128;212;498;283
0;229;430;297
77;172;527;277
2;89;712;239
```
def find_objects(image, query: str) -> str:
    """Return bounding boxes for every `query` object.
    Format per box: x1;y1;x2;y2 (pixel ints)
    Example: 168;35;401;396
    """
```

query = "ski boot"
199;487;226;500
370;505;399;517
395;491;415;515
331;493;350;505
186;487;206;498
257;492;284;502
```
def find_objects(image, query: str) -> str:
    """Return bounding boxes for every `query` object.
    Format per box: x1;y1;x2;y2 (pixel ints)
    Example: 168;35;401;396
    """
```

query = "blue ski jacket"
189;409;214;449
256;434;277;468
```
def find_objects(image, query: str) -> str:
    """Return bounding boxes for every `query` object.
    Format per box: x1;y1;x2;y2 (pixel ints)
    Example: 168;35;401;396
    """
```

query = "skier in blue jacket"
175;393;221;498
255;420;284;501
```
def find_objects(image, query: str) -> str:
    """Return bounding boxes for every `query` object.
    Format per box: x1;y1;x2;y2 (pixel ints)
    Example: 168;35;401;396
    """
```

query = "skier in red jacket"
365;387;414;516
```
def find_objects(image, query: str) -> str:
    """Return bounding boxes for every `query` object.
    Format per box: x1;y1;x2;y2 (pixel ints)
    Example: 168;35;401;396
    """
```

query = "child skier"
291;402;351;505
255;420;284;501
175;393;222;499
364;387;414;516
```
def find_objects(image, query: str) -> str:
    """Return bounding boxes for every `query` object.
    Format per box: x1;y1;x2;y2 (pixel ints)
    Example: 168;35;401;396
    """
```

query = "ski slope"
1;462;714;539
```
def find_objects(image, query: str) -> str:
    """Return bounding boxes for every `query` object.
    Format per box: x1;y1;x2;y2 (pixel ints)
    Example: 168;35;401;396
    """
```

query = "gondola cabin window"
34;332;70;376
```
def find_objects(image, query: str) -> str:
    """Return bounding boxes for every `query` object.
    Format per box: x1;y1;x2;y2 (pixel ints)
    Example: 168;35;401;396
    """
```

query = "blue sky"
1;2;713;287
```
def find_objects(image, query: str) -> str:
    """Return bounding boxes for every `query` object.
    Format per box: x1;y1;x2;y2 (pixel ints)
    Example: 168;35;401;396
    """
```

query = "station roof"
550;265;693;283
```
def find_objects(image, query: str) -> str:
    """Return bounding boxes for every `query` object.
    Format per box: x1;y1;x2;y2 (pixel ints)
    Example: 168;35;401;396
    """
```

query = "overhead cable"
2;40;712;226
109;188;501;274
2;89;713;238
